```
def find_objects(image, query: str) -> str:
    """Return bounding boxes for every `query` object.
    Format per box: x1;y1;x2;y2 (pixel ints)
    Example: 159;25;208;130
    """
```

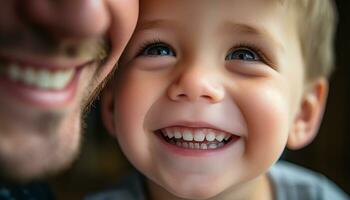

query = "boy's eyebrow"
223;22;285;53
136;19;179;31
136;19;285;54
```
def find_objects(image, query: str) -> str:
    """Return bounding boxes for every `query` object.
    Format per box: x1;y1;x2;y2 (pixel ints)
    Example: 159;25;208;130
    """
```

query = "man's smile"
0;54;94;108
0;62;75;90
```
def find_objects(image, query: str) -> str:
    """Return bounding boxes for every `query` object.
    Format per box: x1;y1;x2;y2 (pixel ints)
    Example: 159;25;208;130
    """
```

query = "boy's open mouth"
155;127;238;150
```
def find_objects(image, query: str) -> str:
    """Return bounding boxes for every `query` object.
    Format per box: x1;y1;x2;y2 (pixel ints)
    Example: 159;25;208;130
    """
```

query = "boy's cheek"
112;74;164;160
239;84;291;157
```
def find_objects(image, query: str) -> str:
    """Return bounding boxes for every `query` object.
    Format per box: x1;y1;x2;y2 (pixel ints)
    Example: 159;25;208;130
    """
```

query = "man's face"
103;0;307;199
0;0;138;181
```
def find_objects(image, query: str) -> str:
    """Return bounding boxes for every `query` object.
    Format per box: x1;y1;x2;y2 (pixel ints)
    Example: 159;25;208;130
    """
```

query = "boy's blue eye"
225;49;260;61
140;43;175;57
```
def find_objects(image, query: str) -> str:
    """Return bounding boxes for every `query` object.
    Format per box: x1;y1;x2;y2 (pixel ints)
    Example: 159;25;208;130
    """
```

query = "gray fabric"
86;161;349;200
85;172;145;200
268;161;349;200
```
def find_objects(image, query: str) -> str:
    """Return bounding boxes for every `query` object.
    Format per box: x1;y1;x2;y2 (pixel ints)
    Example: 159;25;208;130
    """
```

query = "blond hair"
292;0;337;81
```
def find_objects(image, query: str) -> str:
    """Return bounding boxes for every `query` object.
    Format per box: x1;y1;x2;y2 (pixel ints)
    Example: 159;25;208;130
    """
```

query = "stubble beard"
0;36;111;182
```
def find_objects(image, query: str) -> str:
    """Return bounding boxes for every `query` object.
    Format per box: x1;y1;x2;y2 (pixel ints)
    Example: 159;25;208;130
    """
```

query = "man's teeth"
2;63;75;90
161;127;232;144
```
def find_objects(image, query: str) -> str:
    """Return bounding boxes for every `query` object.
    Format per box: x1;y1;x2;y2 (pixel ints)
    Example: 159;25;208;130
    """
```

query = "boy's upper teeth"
1;62;75;90
161;127;232;142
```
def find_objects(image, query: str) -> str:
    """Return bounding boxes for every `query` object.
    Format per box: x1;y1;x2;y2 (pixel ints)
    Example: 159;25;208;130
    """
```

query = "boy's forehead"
139;0;286;17
138;0;292;33
137;0;292;52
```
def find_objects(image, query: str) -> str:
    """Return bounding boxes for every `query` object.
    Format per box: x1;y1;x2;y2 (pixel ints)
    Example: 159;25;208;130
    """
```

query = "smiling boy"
95;0;348;199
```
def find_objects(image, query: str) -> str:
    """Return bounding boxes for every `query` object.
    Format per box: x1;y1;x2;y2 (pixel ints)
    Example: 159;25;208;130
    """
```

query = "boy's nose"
19;0;110;39
168;67;225;103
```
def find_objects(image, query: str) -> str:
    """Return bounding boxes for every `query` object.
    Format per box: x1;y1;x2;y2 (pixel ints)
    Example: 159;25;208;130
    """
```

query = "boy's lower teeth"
160;133;228;150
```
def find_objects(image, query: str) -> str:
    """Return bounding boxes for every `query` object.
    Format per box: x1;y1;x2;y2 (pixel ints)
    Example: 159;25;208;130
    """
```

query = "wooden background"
50;0;350;198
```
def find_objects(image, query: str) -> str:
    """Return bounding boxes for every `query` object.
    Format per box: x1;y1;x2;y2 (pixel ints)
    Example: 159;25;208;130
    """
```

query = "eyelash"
136;39;173;57
228;43;271;65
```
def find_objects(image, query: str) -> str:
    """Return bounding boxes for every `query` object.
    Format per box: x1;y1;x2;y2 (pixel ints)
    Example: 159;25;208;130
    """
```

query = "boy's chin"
166;183;223;200
152;174;231;200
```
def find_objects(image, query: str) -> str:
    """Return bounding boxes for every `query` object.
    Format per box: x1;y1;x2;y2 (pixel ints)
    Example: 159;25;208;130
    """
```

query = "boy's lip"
0;53;94;108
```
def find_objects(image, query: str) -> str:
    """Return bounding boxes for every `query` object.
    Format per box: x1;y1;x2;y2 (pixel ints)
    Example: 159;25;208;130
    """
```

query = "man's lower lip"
154;131;240;157
0;67;82;108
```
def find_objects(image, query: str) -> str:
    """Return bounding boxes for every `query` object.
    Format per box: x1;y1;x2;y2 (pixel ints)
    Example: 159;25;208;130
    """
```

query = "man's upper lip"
158;121;241;136
0;51;95;70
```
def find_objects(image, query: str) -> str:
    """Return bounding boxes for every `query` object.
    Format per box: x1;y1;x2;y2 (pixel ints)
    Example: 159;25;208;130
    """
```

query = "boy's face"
104;0;319;199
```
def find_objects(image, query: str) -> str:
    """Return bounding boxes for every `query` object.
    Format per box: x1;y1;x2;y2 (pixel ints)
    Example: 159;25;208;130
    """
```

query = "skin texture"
102;0;328;199
0;0;138;182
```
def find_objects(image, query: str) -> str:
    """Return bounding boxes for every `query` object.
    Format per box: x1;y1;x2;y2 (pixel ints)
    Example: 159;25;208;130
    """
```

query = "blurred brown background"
50;0;350;199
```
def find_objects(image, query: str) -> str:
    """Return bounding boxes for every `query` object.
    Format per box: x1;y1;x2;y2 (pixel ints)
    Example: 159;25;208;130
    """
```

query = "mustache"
0;29;110;61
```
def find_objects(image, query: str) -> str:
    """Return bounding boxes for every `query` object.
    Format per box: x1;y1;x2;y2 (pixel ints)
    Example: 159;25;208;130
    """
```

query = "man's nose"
20;0;110;39
168;66;225;103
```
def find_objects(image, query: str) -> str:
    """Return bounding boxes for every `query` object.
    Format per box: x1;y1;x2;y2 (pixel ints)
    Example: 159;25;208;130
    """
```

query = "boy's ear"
101;84;116;136
287;78;328;150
